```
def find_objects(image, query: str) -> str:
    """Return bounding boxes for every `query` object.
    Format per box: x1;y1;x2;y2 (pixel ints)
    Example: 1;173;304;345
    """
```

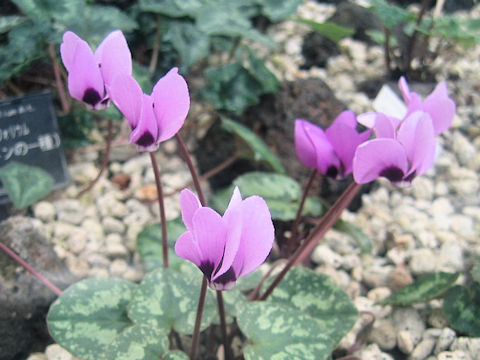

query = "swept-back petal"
373;113;398;138
152;67;190;142
175;231;202;267
230;196;274;278
422;82;456;135
95;30;132;89
129;94;159;151
60;31;83;71
295;119;318;169
353;138;409;184
326;119;371;176
179;188;202;232
397;111;436;177
191;207;227;274
67;40;104;108
331;110;357;129
110;73;143;129
398;76;411;103
357;112;377;128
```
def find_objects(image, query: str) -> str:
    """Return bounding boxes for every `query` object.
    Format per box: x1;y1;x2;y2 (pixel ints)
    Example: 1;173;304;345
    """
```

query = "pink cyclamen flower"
353;110;436;187
60;30;132;110
399;76;456;135
295;110;371;179
110;68;190;151
175;187;274;290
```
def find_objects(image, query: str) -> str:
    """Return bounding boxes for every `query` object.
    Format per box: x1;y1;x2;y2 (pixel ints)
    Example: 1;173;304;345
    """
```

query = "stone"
409;248;436;276
110;259;128;277
66;229;88;255
54;199;85;225
301;31;340;69
369;319;397;350
27;353;47;360
106;242;129;258
392;308;425;348
438;240;464;272
397;330;415;355
434;328;456;354
363;265;394;289
45;344;76;360
311;245;343;268
388;266;413;292
436;351;470;360
102;216;126;235
353;343;394;360
428;308;449;329
33;201;56;222
410;337;436;360
450;337;480;359
0;217;76;360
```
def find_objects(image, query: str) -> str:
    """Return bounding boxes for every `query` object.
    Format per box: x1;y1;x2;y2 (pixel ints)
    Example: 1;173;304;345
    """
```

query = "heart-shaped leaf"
443;283;480;337
47;278;137;360
0;161;54;209
378;272;459;306
237;267;358;359
128;268;215;334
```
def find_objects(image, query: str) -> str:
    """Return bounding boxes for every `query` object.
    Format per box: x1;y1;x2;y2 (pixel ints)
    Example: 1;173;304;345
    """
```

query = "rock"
428;308;449;329
102;216;126;235
397;330;415;355
68;162;99;184
66;229;88;255
110;173;131;190
110;259;128;277
311;245;343;268
301;31;340;69
388;266;413;292
367;287;391;303
354;343;395;360
450;337;480;359
134;184;158;202
33;202;56;222
106;242;129;258
363;265;394;289
44;344;76;360
0;217;76;360
27;353;47;360
434;328;456;354
410;337;436;360
393;308;425;349
409;248;436;276
438;240;464;272
369;319;397;350
436;351;471;360
54;199;85;225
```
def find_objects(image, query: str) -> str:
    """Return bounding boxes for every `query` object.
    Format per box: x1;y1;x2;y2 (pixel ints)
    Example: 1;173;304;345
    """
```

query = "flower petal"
67;40;104;108
373;113;398;138
398;76;411;103
331;110;357;129
230;195;274;278
191;207;227;276
295;119;318;169
179;188;202;232
397;111;436;177
60;31;83;72
129;94;159;151
175;231;202;267
152;67;190;142
422;81;456;135
95;30;132;89
353;138;409;184
110;73;143;129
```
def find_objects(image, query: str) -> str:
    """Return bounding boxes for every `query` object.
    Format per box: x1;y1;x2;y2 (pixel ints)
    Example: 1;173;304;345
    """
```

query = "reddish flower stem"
216;291;232;360
190;277;208;360
76;119;113;198
175;134;207;206
48;43;70;114
260;182;362;300
149;151;169;268
0;242;62;296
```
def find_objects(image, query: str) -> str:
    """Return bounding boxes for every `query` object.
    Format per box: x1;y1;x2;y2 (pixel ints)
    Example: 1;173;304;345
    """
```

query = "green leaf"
378;272;459;306
211;288;247;325
128;268;215;334
164;20;210;70
136;218;187;271
334;220;373;254
104;324;169;360
47;278;137;360
209;172;323;221
258;0;302;22
237;268;358;359
162;350;190;360
221;118;285;173
369;0;416;29
0;161;54;209
247;50;279;94
443;283;480;337
294;18;354;43
472;263;480;283
0;15;25;34
236;269;263;292
139;0;201;18
11;0;59;24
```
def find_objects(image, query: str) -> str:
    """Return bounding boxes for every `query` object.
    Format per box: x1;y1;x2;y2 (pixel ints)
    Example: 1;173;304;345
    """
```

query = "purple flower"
60;30;132;110
109;68;190;151
399;76;456;135
175;187;274;290
295;110;371;179
353;110;436;186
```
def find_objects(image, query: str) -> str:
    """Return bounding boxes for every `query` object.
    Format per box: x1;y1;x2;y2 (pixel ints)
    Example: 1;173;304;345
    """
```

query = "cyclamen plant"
0;28;458;360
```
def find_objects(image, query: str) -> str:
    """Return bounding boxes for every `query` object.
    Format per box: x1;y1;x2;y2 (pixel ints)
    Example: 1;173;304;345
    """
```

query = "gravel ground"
27;1;480;359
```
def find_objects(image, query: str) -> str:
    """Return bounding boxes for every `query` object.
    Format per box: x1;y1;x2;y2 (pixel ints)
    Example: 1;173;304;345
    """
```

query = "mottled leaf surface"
378;272;459;306
472;263;480;283
104;324;168;360
238;268;358;359
162;350;190;360
137;218;186;271
128;268;215;334
47;278;136;360
222;118;285;173
258;0;302;22
0;161;54;209
444;283;480;337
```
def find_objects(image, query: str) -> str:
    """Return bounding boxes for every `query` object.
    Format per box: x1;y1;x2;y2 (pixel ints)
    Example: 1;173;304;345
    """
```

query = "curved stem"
76;118;113;198
175;134;207;206
216;291;231;360
48;43;70;114
260;182;362;300
285;169;317;254
149;151;169;268
0;242;62;296
190;277;208;360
